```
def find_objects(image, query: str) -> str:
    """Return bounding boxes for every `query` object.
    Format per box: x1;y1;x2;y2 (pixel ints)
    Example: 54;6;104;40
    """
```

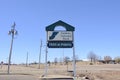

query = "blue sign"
47;41;73;48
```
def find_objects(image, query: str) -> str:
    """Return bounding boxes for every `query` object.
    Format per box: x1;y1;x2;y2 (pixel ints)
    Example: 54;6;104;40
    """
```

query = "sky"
0;0;120;64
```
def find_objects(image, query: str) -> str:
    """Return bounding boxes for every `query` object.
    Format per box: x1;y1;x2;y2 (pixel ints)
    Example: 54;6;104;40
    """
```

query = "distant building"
98;60;115;64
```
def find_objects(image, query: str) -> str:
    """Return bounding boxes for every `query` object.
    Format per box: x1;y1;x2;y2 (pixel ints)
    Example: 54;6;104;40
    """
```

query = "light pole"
7;22;18;74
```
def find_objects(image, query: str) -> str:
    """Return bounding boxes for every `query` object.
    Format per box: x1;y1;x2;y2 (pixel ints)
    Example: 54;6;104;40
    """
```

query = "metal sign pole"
45;45;48;77
45;31;48;77
73;32;76;77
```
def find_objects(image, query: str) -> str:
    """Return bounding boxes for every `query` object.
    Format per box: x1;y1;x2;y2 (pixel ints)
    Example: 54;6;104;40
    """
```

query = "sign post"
45;20;76;77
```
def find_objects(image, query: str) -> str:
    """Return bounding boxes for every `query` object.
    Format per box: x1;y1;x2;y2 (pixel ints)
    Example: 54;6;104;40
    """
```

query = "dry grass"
0;62;120;80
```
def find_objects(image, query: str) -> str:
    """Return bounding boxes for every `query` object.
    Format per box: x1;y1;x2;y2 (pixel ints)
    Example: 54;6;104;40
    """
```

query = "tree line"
87;51;120;64
52;51;120;65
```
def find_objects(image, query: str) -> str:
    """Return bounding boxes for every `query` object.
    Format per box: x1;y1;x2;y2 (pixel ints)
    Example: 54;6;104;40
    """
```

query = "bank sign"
47;31;73;41
47;31;73;48
46;20;74;48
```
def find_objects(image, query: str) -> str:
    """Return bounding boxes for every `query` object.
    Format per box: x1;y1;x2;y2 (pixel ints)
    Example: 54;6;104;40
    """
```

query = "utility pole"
8;22;18;74
38;40;42;69
26;52;28;67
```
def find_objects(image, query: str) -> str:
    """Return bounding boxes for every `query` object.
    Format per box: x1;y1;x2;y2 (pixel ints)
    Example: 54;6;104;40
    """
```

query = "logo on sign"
49;32;58;40
48;31;73;41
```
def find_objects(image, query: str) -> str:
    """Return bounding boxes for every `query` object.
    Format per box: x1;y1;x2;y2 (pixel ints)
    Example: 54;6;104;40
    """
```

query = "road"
0;75;74;80
0;75;39;80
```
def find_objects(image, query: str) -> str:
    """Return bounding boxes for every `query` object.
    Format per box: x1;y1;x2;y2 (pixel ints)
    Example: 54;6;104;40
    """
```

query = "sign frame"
45;20;76;77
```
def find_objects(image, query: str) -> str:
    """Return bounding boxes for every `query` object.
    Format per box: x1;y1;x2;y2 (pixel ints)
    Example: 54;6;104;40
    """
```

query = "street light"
7;22;18;74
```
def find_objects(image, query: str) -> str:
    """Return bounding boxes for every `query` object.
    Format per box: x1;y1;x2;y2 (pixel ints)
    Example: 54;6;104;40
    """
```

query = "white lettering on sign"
48;31;73;41
47;41;73;48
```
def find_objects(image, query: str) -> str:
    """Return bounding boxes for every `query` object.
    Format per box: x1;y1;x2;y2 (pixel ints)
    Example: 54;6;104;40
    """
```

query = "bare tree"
47;61;51;66
64;56;70;65
104;56;112;64
59;57;63;65
64;56;70;71
87;51;98;63
54;57;58;65
0;61;3;68
114;56;120;64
